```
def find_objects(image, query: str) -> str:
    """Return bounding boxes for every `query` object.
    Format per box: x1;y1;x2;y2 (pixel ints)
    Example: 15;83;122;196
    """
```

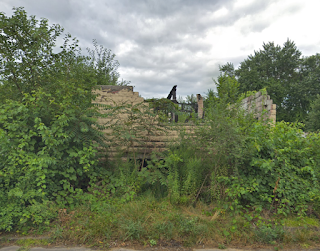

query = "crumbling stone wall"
93;85;182;158
241;91;276;123
93;86;276;158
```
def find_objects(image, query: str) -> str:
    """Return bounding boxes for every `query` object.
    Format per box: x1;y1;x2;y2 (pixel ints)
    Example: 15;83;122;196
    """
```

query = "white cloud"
213;6;229;18
116;41;138;56
233;0;256;9
1;0;320;99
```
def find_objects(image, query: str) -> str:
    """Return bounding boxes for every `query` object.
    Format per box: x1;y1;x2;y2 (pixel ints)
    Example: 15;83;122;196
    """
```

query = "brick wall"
93;85;189;158
93;86;276;158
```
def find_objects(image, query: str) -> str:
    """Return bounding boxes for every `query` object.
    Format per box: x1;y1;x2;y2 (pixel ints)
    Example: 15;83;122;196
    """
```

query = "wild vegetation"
1;7;320;249
219;40;320;123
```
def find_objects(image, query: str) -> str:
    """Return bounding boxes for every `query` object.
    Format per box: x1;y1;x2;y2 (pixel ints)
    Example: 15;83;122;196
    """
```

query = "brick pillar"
197;94;203;119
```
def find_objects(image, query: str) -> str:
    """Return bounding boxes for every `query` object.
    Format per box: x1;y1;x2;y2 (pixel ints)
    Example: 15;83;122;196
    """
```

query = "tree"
219;62;235;77
86;40;130;86
0;7;127;104
295;54;320;122
306;94;320;132
233;39;302;122
0;7;63;101
0;7;125;230
215;74;240;104
205;72;241;109
231;42;320;123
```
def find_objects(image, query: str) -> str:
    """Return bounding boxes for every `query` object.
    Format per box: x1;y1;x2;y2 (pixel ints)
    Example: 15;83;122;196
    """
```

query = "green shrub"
254;224;285;244
221;122;320;215
0;90;106;230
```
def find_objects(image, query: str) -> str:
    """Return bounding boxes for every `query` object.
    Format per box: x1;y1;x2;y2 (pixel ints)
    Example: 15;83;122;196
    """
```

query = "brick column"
197;94;203;119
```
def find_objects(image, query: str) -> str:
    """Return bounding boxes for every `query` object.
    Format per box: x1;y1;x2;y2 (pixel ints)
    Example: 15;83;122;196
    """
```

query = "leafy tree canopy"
205;73;241;111
219;39;320;124
0;7;126;229
0;7;128;103
306;94;320;132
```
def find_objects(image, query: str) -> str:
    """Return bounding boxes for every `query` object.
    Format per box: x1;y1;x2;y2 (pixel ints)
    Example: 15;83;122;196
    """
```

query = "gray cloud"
1;0;318;99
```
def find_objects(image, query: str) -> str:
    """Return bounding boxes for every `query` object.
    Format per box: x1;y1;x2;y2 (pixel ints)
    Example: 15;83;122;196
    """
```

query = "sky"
1;0;320;99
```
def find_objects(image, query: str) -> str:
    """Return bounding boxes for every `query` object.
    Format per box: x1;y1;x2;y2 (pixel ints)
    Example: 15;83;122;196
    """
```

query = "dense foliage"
1;8;320;248
306;95;320;132
0;8;123;230
219;40;320;124
0;90;105;230
149;92;320;216
0;7;127;103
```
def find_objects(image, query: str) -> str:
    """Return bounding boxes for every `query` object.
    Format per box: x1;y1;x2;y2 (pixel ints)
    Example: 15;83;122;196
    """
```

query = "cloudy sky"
2;0;320;99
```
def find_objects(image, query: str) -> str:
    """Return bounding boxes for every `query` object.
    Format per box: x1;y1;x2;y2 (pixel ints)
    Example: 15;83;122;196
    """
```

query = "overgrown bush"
0;7;128;231
158;84;320;215
0;89;106;230
2;6;320;238
221;122;320;215
186;83;258;206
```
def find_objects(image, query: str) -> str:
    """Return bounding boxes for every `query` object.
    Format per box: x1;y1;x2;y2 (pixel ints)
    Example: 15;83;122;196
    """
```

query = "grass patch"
2;196;320;249
35;195;319;249
15;239;49;247
283;217;320;228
